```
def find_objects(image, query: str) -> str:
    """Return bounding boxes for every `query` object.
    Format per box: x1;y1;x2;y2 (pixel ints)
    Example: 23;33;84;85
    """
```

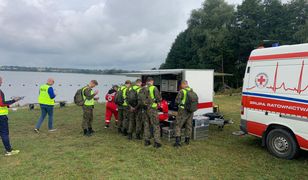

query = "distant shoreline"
0;66;133;75
0;70;125;76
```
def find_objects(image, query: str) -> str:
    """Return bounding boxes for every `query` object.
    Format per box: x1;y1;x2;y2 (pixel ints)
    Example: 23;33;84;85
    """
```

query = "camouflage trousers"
128;108;143;134
144;108;161;143
175;108;193;137
118;107;129;131
82;106;94;129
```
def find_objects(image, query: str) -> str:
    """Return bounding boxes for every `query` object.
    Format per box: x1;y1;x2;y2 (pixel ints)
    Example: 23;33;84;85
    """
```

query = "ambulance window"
247;67;250;73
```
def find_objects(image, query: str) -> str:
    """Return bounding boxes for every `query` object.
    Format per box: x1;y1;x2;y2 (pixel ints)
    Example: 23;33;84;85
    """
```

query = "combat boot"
184;137;190;145
83;129;91;137
123;129;128;136
136;133;141;140
154;142;162;148
173;136;181;147
88;128;95;134
128;133;133;140
144;140;151;146
118;128;122;134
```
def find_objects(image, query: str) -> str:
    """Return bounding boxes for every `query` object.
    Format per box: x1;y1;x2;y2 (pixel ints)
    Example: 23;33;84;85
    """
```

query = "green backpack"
138;87;149;108
127;87;139;107
184;89;199;113
74;88;85;106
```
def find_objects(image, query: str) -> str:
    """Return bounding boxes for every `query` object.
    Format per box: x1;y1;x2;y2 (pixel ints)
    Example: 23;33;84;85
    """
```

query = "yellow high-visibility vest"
149;85;157;108
82;87;95;106
0;106;8;115
117;86;128;106
132;85;141;93
38;84;55;105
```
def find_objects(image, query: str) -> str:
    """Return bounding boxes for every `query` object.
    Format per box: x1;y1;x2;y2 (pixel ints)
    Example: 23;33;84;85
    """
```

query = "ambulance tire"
266;129;299;160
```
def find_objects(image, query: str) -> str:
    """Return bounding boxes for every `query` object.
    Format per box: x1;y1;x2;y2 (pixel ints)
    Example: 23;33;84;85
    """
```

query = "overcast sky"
0;0;242;70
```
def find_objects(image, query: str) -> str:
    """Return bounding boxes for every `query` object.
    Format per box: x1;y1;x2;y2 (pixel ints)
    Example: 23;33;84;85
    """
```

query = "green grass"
1;95;307;179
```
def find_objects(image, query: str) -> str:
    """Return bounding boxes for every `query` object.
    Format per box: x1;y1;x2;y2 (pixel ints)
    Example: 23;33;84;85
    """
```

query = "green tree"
294;22;308;42
161;0;308;89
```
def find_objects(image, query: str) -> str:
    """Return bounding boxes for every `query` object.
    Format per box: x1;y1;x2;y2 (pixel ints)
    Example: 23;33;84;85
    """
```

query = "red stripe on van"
249;52;308;61
247;121;267;137
296;135;308;150
198;102;213;109
242;96;308;118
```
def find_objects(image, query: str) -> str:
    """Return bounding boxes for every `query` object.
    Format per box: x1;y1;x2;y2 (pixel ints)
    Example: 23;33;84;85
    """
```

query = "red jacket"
158;100;169;121
105;91;117;111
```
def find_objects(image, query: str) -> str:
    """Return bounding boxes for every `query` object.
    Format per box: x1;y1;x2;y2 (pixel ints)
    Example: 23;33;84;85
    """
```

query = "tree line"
160;0;308;89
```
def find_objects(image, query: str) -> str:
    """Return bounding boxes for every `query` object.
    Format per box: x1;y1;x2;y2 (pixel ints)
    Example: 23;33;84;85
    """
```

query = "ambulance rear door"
183;70;214;115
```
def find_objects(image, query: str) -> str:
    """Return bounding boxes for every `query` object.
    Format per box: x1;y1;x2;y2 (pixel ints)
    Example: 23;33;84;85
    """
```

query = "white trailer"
125;69;214;115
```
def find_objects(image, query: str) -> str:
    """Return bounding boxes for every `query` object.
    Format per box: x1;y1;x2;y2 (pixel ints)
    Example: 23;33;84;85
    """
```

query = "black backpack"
184;89;199;113
74;88;85;106
115;87;125;105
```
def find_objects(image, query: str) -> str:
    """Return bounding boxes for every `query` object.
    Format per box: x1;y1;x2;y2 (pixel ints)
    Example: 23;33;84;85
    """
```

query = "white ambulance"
241;43;308;159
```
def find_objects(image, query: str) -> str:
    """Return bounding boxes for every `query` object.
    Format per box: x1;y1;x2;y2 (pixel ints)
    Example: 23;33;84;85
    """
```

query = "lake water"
0;71;136;106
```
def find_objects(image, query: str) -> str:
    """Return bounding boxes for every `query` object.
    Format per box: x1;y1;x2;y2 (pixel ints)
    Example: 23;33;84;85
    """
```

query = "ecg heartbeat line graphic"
246;60;308;94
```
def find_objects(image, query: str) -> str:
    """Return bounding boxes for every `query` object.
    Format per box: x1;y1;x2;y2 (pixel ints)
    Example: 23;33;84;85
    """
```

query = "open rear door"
184;70;214;115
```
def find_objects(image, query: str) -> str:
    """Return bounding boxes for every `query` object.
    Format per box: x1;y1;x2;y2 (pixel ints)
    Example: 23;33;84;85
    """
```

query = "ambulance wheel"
266;129;299;160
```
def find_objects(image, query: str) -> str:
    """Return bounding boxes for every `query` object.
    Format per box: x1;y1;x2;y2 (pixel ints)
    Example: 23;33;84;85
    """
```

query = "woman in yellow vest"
0;76;22;156
34;78;57;133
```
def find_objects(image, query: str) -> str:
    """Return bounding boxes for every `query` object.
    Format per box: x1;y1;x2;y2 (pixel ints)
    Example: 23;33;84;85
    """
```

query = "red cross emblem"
255;73;268;88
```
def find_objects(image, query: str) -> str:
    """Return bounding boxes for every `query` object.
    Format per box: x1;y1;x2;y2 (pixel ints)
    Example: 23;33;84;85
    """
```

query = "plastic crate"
192;126;209;140
193;116;210;127
162;127;184;141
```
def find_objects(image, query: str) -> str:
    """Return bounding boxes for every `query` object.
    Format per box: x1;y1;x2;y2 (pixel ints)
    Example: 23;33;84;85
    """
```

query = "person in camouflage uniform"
127;79;142;140
137;86;148;139
82;80;99;137
117;80;131;136
144;77;162;148
174;80;193;147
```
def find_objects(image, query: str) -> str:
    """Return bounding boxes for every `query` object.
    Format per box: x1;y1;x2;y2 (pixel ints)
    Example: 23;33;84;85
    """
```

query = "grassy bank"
1;95;307;179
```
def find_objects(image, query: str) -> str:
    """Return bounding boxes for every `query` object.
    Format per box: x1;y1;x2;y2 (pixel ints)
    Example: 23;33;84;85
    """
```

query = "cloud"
0;0;205;70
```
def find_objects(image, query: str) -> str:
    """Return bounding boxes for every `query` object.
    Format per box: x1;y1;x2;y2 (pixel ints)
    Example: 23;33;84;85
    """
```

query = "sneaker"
105;125;110;129
48;129;57;132
5;150;20;156
34;129;40;133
